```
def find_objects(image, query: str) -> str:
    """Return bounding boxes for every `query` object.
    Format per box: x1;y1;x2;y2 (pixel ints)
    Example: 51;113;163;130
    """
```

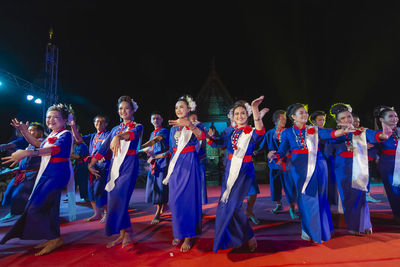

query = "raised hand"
260;108;270;119
251;95;264;109
208;128;216;137
267;150;277;163
337;122;355;134
10;118;29;133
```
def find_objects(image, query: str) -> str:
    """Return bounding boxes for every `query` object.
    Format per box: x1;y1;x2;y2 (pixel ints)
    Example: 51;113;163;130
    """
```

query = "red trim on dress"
49;157;69;163
255;127;266;135
227;153;252;162
128;131;135;141
50;145;61;155
94;152;104;161
173;145;196;154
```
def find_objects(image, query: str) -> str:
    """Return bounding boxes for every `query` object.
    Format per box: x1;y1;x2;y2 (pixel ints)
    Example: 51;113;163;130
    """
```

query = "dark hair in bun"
329;103;351;120
310;110;326;122
286;103;306;122
373;105;396;130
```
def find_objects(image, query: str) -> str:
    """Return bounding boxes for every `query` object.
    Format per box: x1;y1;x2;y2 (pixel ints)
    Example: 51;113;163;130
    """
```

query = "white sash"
351;130;369;191
162;127;193;185
392;128;400;186
220;129;254;203
302;126;318;194
105;136;131;192
30;130;72;199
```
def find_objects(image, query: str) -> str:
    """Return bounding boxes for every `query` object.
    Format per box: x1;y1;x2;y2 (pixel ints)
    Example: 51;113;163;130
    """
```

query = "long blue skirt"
335;157;372;232
105;155;138;236
379;155;400;218
213;161;254;252
291;153;332;243
168;152;202;240
0;162;70;243
2;172;37;215
200;159;208;205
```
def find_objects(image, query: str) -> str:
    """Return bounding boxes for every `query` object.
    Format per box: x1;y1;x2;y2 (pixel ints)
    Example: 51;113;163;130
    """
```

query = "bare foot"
35;238;64;256
248;237;257;252
107;235;123;248
100;212;107;223
34;240;50;249
122;233;132;248
172;238;181;246
85;214;101;222
364;228;373;235
151;213;161;224
180;238;192;252
245;211;260;225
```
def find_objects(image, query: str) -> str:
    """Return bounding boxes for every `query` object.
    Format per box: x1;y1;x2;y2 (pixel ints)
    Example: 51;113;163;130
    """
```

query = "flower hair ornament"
131;99;139;112
229;102;253;119
180;95;196;112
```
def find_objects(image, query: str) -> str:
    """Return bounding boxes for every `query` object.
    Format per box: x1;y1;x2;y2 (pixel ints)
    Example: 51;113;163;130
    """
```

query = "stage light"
34;98;42;104
27;95;34;101
0;81;2;86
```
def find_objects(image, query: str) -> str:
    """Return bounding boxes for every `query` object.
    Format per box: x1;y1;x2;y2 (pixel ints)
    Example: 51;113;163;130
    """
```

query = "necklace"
231;127;241;150
174;126;183;145
292;126;307;149
275;127;284;144
392;128;399;147
345;134;353;152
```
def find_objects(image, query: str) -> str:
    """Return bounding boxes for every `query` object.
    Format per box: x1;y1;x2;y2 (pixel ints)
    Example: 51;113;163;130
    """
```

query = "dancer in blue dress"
1;104;74;256
1;123;45;221
373;106;400;222
209;96;269;252
257;109;298;219
71;115;111;222
189;112;208;205
163;94;205;252
328;103;390;235
268;103;354;243
88;96;143;248
140;111;169;224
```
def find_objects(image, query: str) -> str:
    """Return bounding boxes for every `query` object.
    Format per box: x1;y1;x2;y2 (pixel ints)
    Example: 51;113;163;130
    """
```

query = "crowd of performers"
0;94;399;256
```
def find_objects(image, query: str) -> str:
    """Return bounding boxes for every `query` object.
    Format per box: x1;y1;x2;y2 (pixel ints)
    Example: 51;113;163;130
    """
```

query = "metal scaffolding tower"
44;27;59;107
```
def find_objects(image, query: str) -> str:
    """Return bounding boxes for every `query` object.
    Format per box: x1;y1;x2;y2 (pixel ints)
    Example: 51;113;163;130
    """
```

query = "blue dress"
145;127;169;205
82;131;111;207
376;129;400;218
168;125;205;240
264;127;296;204
1;130;73;243
95;122;142;236
2;141;42;215
210;126;264;252
276;126;335;243
329;129;381;232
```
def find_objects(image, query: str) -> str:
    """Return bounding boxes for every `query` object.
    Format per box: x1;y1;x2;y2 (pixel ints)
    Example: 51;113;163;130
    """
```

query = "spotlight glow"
34;98;42;104
27;95;34;101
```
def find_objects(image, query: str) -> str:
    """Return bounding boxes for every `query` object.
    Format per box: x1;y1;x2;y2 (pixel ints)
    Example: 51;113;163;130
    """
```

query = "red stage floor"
1;184;400;267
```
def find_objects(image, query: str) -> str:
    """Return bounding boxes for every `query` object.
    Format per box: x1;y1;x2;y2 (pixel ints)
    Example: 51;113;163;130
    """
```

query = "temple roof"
195;60;233;122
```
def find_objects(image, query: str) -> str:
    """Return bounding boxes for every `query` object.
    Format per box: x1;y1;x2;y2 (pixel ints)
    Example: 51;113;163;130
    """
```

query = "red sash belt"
338;151;353;158
227;153;252;162
49;157;69;163
173;145;196;154
13;168;40;185
126;149;137;155
382;149;396;155
292;149;309;154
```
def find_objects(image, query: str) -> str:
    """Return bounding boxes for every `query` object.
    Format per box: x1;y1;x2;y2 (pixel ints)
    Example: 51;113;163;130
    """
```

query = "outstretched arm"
10;118;42;148
251;96;269;131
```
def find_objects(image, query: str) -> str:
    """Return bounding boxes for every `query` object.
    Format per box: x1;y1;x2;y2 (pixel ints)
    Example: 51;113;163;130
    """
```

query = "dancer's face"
353;117;360;128
291;107;308;125
314;115;326;128
119;101;134;122
337;111;353;126
94;116;108;132
28;126;43;139
175;101;189;118
151;114;163;128
381;110;399;129
189;113;198;123
234;106;248;127
276;114;287;128
46;110;67;132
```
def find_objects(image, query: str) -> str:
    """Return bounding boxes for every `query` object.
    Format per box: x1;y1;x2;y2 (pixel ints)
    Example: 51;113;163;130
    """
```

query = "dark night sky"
1;0;400;143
